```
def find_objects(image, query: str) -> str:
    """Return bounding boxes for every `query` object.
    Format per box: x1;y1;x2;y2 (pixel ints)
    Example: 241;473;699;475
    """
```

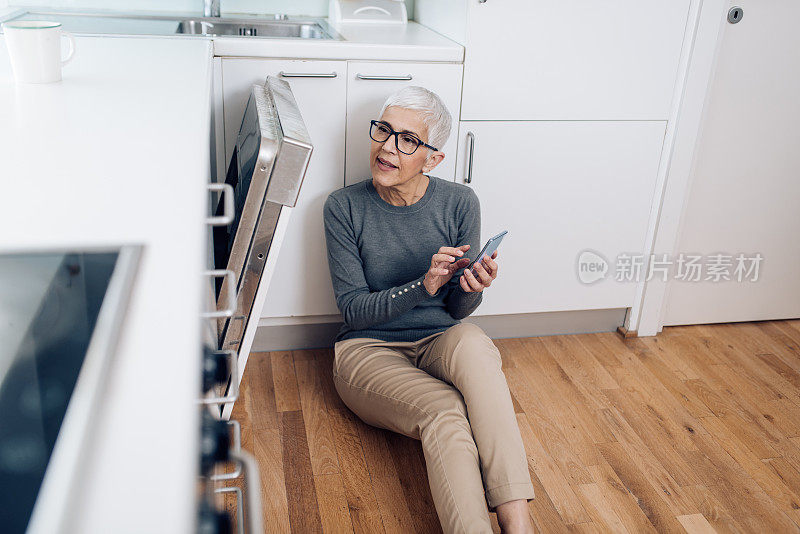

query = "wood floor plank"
501;339;595;488
675;512;717;534
602;385;703;488
314;472;354;534
294;351;341;476
246;353;279;429
595;437;686;532
684;375;783;460
571;332;624;369
702;324;799;405
597;346;702;456
762;456;800;511
516;413;586;531
534;335;618;446
684;410;800;533
756;321;800;372
574;482;628;532
680;483;748;533
316;349;385;533
280;409;324;533
383;432;443;534
272;350;301;412
370;474;418;534
250;425;292;533
519;337;608;465
586;462;658;533
699;413;800;513
777;320;800;342
541;334;620;408
591;333;714;420
565;521;603;533
354;424;418;533
595;406;698;516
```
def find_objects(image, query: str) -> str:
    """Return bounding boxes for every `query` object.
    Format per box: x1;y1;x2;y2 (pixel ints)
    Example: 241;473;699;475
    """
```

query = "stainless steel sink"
0;9;343;40
175;19;334;39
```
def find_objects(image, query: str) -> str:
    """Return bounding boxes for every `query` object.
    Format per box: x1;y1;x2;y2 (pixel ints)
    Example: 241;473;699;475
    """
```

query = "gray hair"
378;86;452;158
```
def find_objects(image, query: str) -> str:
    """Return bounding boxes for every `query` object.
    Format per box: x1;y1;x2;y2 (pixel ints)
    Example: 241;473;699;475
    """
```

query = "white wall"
5;0;415;18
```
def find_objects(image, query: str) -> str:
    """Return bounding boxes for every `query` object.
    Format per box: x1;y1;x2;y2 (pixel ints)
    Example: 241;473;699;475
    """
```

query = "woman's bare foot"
495;499;535;534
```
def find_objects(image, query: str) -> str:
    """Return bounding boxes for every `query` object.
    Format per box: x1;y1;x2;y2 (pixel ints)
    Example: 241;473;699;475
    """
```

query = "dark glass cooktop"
0;247;140;534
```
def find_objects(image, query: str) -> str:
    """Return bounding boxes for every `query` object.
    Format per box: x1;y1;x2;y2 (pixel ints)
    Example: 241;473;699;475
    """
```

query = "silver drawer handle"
206;183;234;226
356;73;413;81
230;450;264;534
198;349;239;405
215;487;244;534
211;420;242;481
279;71;337;78
201;269;236;318
465;132;475;184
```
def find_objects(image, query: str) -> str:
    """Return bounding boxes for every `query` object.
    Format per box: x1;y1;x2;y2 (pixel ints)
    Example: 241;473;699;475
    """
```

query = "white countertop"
0;7;463;62
212;20;463;61
0;35;213;533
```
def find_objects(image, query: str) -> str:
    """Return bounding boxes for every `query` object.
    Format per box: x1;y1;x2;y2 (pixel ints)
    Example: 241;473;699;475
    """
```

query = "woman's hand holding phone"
459;250;498;293
423;244;473;296
422;244;500;296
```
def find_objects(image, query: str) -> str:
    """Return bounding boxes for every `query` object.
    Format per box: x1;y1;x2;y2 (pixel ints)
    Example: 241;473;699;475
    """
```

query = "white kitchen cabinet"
221;58;346;318
344;61;463;186
417;0;690;120
454;120;666;315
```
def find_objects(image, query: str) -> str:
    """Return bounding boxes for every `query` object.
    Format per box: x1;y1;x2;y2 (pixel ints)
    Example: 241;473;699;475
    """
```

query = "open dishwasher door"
211;75;312;419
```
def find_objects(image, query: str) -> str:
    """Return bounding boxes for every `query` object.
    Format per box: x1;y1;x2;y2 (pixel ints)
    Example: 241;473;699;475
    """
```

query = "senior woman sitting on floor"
323;85;536;534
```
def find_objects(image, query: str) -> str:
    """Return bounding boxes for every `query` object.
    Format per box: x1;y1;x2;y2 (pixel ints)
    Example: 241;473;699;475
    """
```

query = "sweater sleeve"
444;188;484;320
323;194;441;330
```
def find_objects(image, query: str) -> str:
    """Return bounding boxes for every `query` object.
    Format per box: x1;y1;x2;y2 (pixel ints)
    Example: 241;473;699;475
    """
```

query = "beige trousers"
332;322;535;534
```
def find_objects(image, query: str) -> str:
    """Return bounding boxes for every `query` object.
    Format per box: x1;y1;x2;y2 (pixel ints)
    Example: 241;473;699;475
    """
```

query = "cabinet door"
345;61;463;186
462;0;690;120
455;120;666;315
221;58;346;318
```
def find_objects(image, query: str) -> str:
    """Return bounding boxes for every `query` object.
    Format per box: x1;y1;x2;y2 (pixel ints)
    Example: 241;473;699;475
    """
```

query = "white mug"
2;20;76;83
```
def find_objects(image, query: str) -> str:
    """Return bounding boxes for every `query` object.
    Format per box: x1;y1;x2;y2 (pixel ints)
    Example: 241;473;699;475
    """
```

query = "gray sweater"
323;174;483;343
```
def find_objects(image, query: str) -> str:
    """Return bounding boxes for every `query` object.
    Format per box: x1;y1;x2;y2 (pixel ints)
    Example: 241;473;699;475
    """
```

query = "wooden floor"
221;319;800;533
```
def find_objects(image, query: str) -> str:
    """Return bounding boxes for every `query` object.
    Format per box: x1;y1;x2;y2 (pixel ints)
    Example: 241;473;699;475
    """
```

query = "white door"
345;61;463;186
664;0;800;325
454;120;666;315
221;58;346;318
461;0;690;120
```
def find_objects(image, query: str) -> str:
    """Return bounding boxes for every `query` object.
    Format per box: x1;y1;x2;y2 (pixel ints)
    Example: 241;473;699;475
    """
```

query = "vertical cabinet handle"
206;183;234;226
229;450;264;534
198;349;240;405
356;73;413;81
201;269;236;318
214;487;244;534
465;132;475;184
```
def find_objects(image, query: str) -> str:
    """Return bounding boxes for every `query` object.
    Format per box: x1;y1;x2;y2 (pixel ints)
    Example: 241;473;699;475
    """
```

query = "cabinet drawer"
345;61;463;186
461;0;690;120
454;120;666;315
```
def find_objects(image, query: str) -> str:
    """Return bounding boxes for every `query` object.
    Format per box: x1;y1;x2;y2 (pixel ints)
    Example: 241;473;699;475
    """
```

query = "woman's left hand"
459;251;499;293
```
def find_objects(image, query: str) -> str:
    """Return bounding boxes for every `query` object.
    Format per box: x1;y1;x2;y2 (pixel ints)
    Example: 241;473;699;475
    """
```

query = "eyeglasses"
369;120;439;155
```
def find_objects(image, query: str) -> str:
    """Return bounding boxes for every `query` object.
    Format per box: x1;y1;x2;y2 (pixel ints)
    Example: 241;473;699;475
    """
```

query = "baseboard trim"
252;308;628;352
617;324;638;338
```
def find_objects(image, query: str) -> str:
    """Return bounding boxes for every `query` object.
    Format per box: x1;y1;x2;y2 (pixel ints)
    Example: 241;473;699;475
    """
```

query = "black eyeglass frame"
369;120;439;154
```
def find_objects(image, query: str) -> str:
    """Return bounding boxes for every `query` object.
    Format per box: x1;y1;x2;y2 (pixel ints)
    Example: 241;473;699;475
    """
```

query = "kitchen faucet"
203;0;220;17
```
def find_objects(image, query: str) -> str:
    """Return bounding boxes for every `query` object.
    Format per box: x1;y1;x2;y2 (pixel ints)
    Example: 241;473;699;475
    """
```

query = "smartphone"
466;230;508;273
